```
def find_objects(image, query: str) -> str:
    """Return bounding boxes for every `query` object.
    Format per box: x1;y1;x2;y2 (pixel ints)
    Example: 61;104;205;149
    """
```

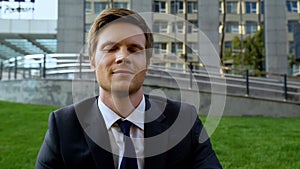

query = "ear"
89;55;96;71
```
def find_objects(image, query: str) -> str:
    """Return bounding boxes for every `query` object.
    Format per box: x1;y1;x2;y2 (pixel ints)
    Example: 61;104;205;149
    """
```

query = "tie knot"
117;120;133;136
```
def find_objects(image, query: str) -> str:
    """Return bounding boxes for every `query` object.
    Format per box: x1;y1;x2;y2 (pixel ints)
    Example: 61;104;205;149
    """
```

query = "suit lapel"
144;95;169;169
74;97;115;169
74;96;171;169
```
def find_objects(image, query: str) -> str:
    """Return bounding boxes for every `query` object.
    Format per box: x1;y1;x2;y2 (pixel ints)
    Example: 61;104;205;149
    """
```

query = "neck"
99;88;144;118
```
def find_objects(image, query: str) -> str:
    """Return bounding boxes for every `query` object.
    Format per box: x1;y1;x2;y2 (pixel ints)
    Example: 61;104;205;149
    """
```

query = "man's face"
91;22;148;95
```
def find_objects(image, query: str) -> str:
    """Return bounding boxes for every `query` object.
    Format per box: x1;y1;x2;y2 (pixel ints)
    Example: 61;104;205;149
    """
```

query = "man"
35;8;222;169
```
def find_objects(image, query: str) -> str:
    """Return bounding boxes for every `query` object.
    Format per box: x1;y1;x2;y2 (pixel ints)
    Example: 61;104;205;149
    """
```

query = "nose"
115;47;130;64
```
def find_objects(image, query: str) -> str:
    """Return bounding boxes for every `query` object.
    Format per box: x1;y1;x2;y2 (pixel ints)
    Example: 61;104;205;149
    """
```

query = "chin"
111;85;142;96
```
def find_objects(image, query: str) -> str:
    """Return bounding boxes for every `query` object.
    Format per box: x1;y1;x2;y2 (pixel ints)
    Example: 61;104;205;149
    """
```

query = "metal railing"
1;53;300;103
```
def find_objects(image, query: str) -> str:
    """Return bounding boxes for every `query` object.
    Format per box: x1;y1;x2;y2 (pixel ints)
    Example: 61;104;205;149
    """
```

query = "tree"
223;28;265;71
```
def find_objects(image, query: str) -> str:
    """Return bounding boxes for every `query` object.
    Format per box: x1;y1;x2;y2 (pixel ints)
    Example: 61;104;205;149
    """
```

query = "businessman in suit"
35;8;222;169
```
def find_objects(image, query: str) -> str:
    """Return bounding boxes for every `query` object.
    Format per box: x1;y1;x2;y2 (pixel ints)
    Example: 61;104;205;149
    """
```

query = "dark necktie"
117;120;138;169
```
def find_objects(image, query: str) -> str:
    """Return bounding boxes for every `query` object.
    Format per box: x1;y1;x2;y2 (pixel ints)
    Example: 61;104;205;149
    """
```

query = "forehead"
97;22;145;46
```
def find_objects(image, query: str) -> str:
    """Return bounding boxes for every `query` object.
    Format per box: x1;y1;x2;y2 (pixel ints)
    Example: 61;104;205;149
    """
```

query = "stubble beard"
99;70;147;98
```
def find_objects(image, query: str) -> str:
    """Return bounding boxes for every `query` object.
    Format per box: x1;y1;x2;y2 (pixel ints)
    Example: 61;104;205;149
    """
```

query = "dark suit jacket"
35;95;222;169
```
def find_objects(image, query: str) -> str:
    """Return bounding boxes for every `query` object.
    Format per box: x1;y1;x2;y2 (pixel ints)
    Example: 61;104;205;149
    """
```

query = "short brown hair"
87;8;153;64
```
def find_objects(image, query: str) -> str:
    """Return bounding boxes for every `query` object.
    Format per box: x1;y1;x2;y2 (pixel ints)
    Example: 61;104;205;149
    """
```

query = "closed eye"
128;44;145;54
103;46;118;52
101;41;118;53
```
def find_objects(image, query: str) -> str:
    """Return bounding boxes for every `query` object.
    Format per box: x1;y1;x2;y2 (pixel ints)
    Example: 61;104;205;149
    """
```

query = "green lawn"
207;116;300;169
0;100;58;169
0;100;299;169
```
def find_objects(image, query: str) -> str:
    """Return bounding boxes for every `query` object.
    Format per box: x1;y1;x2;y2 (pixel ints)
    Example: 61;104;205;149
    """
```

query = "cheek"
94;52;112;68
94;52;104;67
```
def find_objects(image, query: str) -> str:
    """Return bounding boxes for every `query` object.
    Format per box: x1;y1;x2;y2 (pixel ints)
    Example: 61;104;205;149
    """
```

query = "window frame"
94;2;109;14
85;1;92;13
226;1;238;14
286;0;298;13
288;20;298;32
187;1;198;13
154;1;166;13
187;20;198;33
171;42;183;54
172;21;184;33
154;43;167;54
153;21;168;33
226;21;239;33
170;1;184;14
245;21;258;34
245;1;257;14
114;2;128;9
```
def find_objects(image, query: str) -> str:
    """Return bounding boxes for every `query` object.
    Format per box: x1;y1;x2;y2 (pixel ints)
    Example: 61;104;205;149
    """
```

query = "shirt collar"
98;95;145;130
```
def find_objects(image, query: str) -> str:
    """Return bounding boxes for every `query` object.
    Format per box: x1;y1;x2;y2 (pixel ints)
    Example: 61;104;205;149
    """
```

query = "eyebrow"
100;41;145;50
129;43;145;50
100;41;117;50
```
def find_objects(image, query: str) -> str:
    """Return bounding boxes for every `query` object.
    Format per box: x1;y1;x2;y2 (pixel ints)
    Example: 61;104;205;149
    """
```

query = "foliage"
288;54;296;67
223;28;265;71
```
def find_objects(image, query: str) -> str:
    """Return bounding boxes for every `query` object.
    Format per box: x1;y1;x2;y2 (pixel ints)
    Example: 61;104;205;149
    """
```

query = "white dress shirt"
98;96;145;169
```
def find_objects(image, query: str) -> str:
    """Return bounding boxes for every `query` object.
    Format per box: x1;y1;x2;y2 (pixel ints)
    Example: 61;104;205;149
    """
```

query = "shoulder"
49;96;99;126
144;94;197;113
52;96;98;116
144;94;198;125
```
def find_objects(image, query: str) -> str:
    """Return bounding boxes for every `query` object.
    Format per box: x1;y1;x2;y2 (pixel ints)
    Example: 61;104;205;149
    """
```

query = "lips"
112;70;134;74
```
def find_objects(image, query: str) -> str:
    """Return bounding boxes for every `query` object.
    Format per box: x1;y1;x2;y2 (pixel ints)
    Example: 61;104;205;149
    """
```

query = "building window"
154;43;167;54
224;41;232;49
286;0;298;13
171;42;183;53
187;42;198;54
288;20;298;32
188;20;198;33
172;21;184;33
114;2;128;8
154;1;166;13
245;2;257;14
246;21;258;34
187;2;198;13
153;21;168;33
226;22;239;33
260;1;264;14
85;24;91;33
94;2;109;14
85;2;91;13
289;41;295;54
171;1;184;14
219;2;222;14
226;2;238;14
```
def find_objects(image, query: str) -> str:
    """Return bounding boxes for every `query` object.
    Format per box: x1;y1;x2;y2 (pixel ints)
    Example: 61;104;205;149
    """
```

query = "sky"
34;0;58;20
0;0;58;20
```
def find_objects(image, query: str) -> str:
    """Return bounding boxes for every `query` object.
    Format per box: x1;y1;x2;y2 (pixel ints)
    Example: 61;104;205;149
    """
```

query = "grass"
206;116;300;169
0;100;299;169
0;100;58;169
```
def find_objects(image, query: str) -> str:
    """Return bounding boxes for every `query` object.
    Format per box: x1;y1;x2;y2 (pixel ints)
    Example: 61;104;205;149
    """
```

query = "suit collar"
74;97;115;169
75;95;169;169
144;94;168;169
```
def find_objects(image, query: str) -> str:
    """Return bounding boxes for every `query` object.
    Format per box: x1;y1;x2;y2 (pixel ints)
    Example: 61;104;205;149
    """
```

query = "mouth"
112;70;134;75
